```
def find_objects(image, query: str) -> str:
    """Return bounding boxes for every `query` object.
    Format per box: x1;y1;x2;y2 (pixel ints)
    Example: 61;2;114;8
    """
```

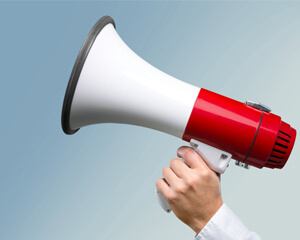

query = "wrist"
190;198;223;234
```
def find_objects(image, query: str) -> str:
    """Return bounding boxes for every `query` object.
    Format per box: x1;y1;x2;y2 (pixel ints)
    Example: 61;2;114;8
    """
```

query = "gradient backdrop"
1;1;300;240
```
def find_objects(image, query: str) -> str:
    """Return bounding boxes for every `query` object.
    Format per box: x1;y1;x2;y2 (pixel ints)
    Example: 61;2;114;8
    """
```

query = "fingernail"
177;148;184;157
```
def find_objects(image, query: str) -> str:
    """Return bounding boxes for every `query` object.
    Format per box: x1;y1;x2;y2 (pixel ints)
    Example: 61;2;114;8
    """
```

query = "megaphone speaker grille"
61;16;116;135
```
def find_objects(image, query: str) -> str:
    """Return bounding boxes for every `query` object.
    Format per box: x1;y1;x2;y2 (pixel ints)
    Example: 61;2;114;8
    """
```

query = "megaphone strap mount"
61;16;116;135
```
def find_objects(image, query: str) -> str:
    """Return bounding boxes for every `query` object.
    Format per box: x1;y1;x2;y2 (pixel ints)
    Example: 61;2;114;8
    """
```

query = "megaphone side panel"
183;89;297;169
61;16;116;135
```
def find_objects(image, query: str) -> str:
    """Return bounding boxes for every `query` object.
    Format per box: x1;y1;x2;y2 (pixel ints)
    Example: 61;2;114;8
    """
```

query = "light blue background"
1;1;300;239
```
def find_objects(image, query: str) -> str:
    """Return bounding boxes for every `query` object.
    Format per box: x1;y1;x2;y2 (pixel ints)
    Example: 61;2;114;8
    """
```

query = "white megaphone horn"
61;16;296;213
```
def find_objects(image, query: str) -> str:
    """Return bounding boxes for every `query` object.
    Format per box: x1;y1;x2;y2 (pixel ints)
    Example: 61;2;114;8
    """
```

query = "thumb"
177;146;210;170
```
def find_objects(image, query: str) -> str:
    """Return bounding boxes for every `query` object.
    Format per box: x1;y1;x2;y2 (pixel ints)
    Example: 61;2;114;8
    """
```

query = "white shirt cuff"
195;203;261;240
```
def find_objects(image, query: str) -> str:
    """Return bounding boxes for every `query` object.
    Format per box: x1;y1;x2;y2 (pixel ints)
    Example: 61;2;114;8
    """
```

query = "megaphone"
62;16;296;212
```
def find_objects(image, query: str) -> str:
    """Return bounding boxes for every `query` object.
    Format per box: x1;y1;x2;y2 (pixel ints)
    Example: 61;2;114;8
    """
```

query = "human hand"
156;146;223;234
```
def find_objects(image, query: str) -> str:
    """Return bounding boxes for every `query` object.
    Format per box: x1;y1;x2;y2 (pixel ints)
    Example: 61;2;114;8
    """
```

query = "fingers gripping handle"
156;139;232;213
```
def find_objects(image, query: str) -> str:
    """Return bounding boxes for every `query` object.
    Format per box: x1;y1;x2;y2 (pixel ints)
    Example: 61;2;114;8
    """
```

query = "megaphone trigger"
189;139;232;174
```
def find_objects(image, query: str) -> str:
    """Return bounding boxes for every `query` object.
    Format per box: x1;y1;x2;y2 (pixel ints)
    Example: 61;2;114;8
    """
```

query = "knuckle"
186;174;199;186
174;183;186;194
201;169;211;178
198;168;213;181
162;167;169;176
166;192;177;202
170;158;179;168
155;179;162;188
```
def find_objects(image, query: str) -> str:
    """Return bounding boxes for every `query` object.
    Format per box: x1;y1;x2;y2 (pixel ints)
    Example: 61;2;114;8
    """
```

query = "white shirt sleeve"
195;204;261;240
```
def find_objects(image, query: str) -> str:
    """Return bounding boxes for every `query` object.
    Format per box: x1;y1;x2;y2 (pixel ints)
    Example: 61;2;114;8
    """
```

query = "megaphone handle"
155;188;172;213
156;139;232;213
